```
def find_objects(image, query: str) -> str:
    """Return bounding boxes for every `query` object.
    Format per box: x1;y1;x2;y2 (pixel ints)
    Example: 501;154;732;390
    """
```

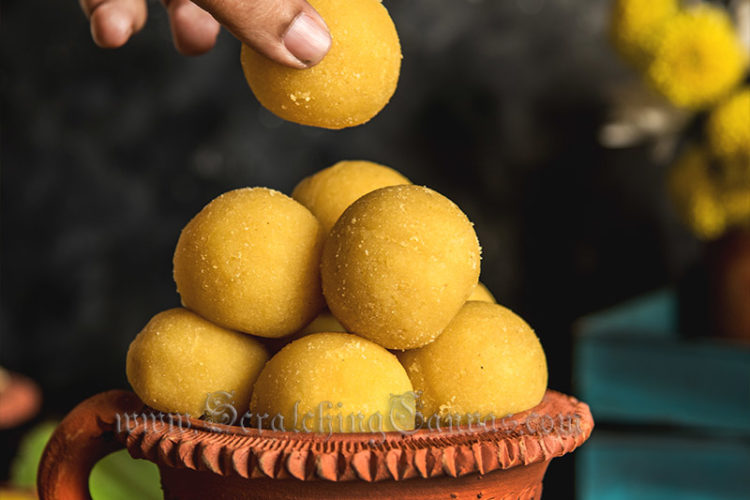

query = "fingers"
163;0;221;56
80;0;332;66
80;0;148;48
192;0;331;68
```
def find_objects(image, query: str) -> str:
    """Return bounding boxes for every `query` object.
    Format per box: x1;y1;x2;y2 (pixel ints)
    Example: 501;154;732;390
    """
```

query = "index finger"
79;0;148;48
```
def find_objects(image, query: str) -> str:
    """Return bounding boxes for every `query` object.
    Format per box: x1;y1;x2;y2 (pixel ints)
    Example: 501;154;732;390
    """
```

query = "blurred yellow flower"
610;0;678;67
706;87;750;171
669;146;750;239
646;5;748;110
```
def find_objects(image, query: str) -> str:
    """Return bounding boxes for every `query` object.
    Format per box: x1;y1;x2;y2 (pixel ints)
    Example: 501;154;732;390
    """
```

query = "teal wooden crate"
574;289;750;433
578;431;750;500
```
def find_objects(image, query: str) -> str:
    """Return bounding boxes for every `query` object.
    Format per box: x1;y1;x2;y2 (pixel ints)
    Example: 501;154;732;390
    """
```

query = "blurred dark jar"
710;228;750;342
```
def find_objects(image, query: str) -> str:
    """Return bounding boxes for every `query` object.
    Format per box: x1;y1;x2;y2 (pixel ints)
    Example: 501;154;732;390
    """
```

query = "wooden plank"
577;431;750;500
574;289;678;340
574;289;750;433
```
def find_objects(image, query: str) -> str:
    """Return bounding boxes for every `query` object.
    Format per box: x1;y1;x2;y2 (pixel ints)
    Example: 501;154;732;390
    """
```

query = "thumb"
193;0;332;68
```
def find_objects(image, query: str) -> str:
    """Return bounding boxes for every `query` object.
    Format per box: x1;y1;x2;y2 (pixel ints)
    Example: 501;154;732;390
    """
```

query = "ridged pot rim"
117;389;593;482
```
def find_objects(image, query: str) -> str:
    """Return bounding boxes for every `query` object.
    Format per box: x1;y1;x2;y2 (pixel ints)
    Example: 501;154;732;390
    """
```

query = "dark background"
1;0;702;496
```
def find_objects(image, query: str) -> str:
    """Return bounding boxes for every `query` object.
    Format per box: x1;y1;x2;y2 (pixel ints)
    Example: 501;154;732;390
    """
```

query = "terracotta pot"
0;371;41;430
38;390;592;499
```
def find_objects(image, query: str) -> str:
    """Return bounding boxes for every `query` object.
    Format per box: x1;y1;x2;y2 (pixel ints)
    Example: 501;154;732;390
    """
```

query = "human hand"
79;0;332;68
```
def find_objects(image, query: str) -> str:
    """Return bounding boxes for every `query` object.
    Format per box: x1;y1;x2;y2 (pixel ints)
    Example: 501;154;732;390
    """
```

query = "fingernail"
283;13;332;66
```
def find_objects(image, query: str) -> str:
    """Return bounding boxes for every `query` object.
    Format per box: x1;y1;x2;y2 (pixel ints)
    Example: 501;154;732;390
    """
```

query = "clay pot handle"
37;390;143;500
